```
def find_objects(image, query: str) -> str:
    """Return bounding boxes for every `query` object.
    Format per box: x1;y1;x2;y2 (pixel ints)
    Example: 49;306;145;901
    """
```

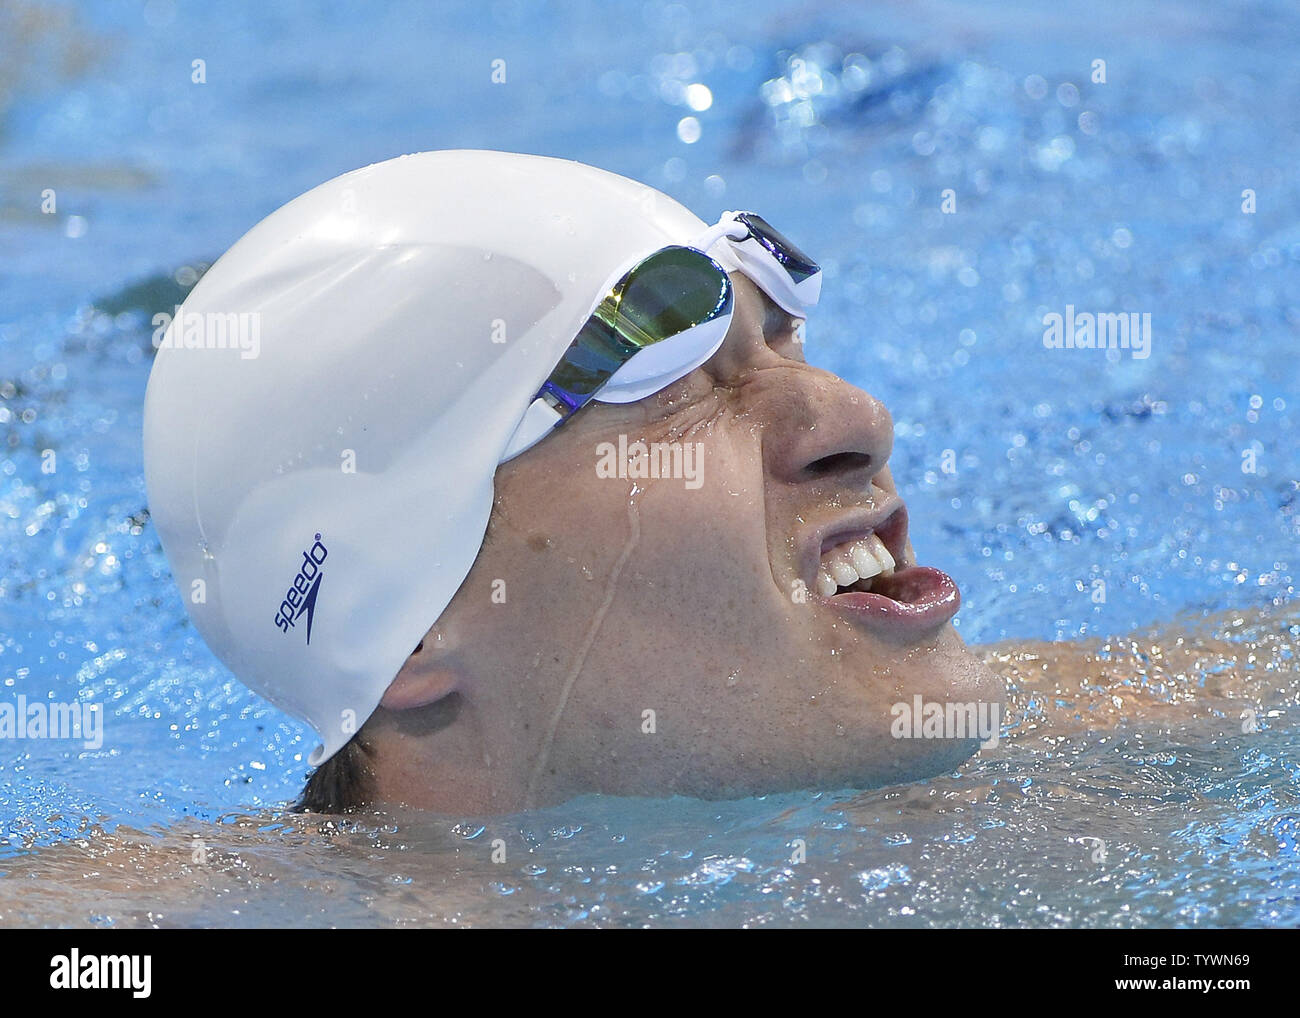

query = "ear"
379;637;462;711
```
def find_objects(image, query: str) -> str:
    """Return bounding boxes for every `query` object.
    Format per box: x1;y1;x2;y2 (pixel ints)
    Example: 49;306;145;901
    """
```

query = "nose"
763;369;893;489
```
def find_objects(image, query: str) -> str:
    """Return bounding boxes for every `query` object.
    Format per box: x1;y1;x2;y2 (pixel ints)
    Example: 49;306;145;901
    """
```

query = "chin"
875;625;1003;703
879;735;988;786
847;637;1005;788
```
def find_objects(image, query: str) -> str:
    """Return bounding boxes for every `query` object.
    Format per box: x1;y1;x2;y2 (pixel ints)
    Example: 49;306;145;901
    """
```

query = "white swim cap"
143;150;743;765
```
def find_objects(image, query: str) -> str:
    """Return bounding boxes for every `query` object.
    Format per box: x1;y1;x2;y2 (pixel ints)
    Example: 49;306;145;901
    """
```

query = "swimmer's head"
143;150;1003;812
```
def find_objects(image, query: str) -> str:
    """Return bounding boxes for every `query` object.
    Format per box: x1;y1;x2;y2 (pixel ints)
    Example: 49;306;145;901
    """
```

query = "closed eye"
763;302;806;360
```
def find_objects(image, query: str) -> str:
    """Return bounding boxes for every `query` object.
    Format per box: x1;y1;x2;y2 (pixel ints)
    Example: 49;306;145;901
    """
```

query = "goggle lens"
543;246;732;413
612;246;733;349
734;211;820;285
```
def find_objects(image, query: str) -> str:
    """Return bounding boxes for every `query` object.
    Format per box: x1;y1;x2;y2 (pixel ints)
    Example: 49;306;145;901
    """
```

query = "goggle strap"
538;379;582;416
501;396;564;462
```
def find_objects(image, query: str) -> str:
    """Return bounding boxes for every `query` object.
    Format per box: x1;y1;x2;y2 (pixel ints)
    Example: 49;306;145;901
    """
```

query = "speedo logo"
274;533;327;643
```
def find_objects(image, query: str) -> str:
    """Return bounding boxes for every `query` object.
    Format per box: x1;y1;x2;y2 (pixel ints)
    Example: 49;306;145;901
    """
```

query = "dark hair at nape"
292;725;377;814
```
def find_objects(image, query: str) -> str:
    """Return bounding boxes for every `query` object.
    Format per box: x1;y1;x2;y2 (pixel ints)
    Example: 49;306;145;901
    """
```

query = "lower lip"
820;566;961;640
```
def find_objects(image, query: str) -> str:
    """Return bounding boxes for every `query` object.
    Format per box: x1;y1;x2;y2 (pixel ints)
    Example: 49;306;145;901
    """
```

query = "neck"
365;693;531;813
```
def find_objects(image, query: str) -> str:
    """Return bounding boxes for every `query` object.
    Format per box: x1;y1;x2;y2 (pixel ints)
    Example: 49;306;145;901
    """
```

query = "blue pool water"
0;0;1297;926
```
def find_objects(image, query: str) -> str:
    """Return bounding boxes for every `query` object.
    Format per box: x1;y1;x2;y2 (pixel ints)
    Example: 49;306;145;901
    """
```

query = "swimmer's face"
379;273;1004;811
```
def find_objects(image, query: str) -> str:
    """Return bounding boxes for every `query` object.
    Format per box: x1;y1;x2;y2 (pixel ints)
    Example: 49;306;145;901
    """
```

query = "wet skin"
369;272;1005;813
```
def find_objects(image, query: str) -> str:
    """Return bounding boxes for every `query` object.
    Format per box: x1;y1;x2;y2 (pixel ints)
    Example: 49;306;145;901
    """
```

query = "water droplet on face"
726;669;740;687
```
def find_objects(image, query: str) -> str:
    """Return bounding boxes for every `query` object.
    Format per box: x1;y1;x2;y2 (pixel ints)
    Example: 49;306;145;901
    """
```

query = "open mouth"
813;507;908;598
806;504;960;639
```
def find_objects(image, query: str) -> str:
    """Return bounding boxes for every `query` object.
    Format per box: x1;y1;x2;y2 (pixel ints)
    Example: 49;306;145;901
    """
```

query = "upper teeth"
815;533;895;597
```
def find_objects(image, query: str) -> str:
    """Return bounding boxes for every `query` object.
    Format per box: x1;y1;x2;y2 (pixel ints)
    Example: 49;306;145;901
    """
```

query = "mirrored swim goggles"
502;211;821;459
